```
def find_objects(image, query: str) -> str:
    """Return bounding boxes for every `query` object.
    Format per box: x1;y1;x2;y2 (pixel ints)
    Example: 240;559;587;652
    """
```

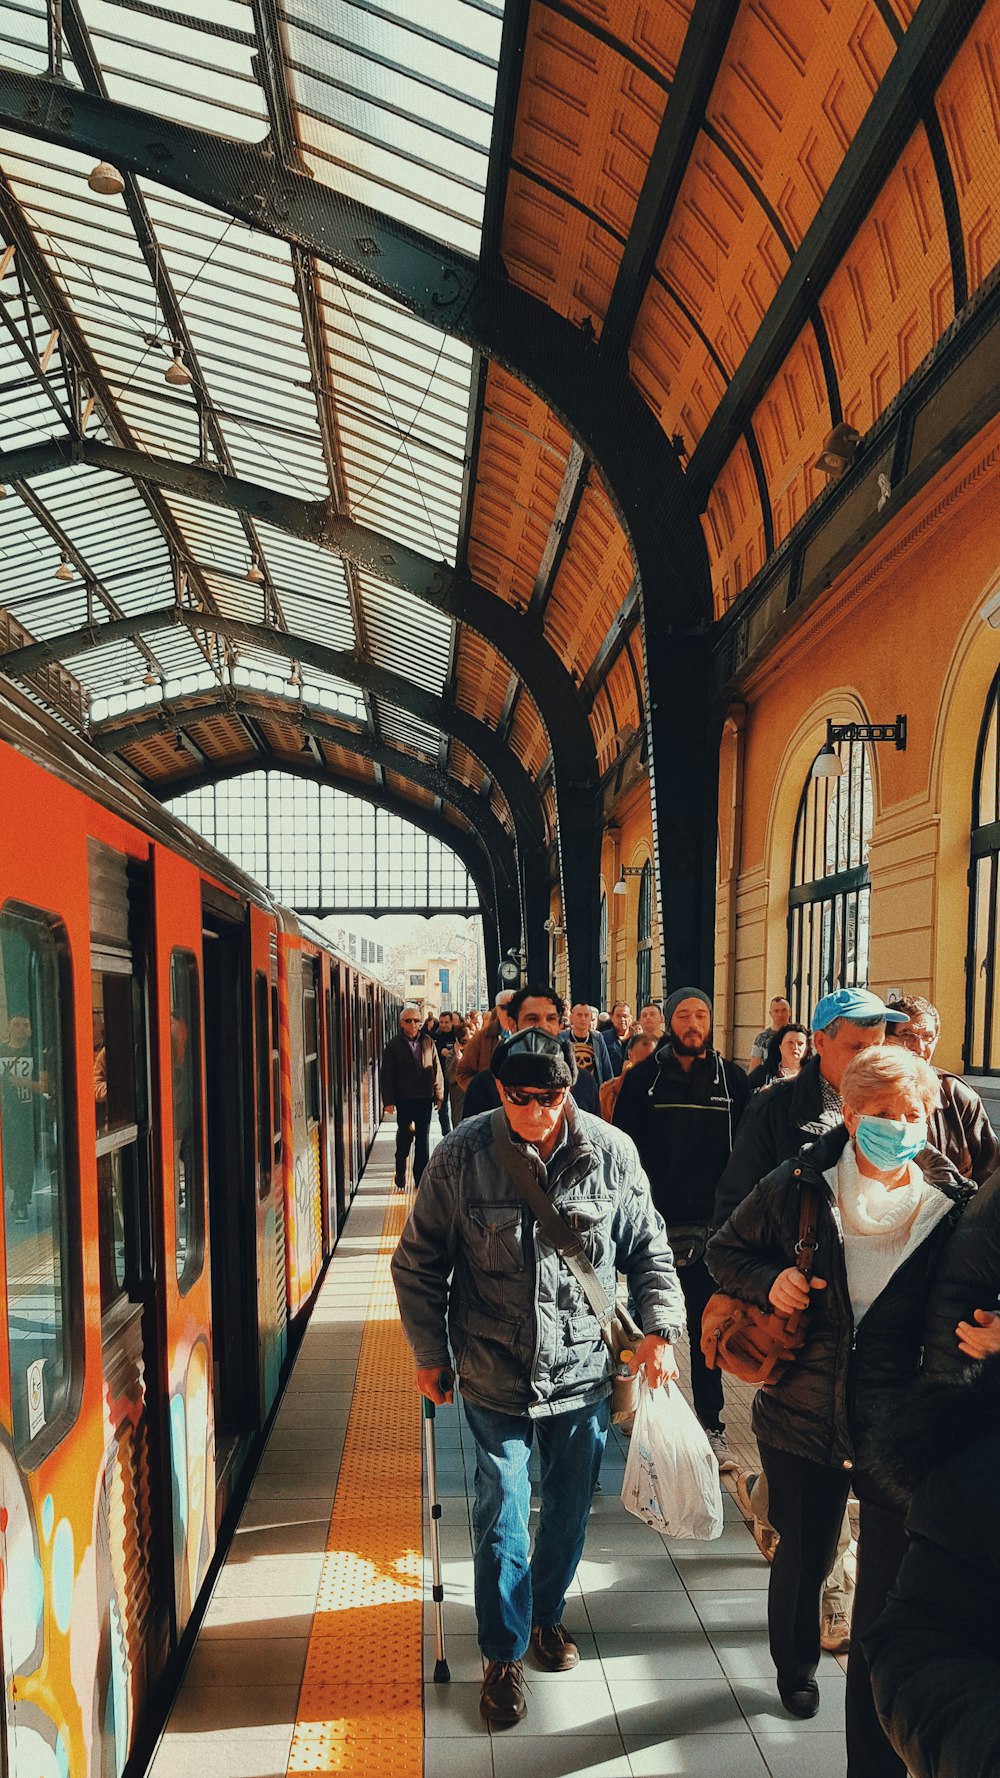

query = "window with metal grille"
788;740;873;1023
965;668;1000;1073
636;862;653;1010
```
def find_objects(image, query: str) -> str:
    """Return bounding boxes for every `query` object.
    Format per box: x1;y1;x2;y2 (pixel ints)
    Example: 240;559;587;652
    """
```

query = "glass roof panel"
359;570;452;694
75;0;269;141
282;0;502;257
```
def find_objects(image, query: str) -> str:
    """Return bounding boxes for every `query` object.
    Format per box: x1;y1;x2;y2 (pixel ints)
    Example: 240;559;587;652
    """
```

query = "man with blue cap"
714;989;909;1226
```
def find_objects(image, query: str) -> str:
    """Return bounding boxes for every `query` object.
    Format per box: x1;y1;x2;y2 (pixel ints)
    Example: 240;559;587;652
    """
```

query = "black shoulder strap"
794;1178;820;1279
489;1108;616;1329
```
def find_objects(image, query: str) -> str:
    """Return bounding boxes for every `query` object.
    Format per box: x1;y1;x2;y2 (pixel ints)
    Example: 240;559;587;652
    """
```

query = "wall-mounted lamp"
612;866;644;897
814;422;860;479
812;714;907;780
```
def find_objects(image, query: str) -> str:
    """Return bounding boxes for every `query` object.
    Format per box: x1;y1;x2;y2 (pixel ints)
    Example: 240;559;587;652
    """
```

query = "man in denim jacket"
391;1029;685;1729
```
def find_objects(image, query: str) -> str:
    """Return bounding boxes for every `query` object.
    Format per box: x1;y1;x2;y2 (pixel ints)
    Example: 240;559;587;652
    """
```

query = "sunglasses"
502;1086;566;1108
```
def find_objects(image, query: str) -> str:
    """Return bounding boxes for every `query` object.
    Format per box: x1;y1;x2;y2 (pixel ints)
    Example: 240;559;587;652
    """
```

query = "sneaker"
820;1607;851;1653
530;1623;579;1671
480;1659;527;1726
707;1427;737;1473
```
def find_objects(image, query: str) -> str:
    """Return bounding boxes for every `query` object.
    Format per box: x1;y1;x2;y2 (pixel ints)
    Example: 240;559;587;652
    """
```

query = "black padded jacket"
865;1362;1000;1778
921;1163;1000;1377
706;1126;970;1476
713;1054;832;1225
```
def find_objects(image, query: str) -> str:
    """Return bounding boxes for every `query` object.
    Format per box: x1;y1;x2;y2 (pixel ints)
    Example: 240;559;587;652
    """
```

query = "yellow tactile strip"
288;1189;423;1777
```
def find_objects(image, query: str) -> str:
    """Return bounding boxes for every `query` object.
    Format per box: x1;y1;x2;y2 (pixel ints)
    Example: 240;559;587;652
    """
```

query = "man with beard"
613;986;751;1469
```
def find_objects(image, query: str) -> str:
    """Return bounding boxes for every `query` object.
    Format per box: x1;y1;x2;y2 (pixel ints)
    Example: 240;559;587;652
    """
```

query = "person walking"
746;1022;810;1094
567;1001;614;1086
391;1028;685;1729
885;994;1000;1184
707;1044;975;1772
380;1005;444;1189
461;986;600;1118
613;986;751;1470
599;1032;656;1120
746;995;792;1073
456;990;515;1093
602;1002;633;1075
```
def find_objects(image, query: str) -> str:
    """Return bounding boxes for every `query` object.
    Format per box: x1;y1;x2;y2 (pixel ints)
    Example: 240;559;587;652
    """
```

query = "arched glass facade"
788;739;873;1022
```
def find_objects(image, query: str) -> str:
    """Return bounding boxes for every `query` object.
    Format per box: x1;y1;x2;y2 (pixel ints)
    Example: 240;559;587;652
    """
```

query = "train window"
93;969;146;1311
170;950;205;1293
255;971;271;1200
303;965;320;1125
271;983;282;1167
1;902;79;1460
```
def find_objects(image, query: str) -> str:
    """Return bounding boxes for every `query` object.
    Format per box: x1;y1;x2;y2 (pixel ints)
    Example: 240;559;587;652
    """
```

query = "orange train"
0;681;397;1778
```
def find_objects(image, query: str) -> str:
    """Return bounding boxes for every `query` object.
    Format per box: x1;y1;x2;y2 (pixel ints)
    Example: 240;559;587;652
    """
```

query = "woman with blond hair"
708;1044;980;1776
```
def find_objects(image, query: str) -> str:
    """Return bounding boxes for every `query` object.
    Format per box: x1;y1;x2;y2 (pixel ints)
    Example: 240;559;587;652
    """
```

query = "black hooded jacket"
706;1126;971;1474
865;1361;1000;1778
713;1053;832;1225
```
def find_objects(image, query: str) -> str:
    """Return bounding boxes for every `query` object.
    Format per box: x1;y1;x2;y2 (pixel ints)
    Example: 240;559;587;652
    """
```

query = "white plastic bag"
620;1377;724;1539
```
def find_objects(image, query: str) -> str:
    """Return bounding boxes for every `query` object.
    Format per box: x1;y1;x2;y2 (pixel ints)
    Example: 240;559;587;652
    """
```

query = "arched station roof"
0;0;996;986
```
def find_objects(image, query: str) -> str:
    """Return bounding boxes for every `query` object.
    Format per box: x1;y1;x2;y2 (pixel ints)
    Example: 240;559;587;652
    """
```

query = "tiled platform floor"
145;1125;850;1778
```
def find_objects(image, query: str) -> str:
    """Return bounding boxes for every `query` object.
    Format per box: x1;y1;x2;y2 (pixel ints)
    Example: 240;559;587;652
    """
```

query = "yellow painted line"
288;1185;424;1777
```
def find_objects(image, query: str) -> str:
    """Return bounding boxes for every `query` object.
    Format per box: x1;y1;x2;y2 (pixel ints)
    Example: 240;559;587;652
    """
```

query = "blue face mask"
854;1115;928;1171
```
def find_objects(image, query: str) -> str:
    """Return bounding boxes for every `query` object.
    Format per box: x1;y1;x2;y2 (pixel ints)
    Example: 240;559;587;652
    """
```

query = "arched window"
788;738;873;1022
599;892;608;1012
636;861;653;1009
966;668;1000;1073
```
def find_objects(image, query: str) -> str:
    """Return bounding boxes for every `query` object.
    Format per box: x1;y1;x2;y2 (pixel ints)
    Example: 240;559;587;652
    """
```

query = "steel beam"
599;0;741;360
0;68;709;621
682;0;985;505
91;689;520;892
160;754;507;979
0;596;545;844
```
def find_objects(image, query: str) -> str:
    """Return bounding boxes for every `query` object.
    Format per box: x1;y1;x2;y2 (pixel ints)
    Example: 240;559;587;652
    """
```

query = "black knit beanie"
662;986;713;1028
491;1029;576;1089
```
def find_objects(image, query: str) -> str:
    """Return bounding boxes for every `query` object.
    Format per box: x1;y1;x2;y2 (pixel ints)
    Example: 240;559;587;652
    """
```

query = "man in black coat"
713;987;909;1225
613;985;750;1467
866;1358;1000;1778
381;1005;444;1189
461;986;599;1119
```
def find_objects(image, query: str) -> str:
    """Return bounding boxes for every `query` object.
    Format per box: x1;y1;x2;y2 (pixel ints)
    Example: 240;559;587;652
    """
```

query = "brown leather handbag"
701;1182;820;1387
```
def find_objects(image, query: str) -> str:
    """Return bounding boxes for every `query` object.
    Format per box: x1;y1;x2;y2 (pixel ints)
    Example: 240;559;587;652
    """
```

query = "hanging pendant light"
245;557;264;584
55;556;73;582
142;669;158;687
87;162;125;196
165;347;191;387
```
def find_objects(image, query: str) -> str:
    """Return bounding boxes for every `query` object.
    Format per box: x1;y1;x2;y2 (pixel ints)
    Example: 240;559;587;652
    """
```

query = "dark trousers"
438;1095;452;1137
760;1442;908;1778
393;1097;434;1186
677;1258;725;1429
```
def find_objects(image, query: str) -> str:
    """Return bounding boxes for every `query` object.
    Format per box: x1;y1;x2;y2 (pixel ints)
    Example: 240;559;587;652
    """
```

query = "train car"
0;681;394;1778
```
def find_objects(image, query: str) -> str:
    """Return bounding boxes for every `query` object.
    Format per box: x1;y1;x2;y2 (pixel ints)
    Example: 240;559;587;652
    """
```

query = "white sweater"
823;1143;952;1326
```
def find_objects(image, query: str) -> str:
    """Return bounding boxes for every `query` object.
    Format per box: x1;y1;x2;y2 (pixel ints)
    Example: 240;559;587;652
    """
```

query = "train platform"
144;1128;849;1778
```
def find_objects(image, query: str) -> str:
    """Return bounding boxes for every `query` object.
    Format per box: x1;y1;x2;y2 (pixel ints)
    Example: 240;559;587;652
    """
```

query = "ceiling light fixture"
814;422;860;479
142;669;158;687
55;556;73;582
165;347;191;387
87;161;125;196
245;557;264;584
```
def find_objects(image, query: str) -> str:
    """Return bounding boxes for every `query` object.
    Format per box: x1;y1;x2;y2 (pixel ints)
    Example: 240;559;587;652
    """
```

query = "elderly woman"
707;1044;973;1777
746;1021;811;1094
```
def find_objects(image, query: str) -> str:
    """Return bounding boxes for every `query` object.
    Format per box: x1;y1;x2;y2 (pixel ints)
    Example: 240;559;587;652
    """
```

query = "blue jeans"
462;1395;610;1661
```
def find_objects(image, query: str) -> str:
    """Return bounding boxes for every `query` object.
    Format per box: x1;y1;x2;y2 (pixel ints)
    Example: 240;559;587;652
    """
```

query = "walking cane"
423;1377;451;1683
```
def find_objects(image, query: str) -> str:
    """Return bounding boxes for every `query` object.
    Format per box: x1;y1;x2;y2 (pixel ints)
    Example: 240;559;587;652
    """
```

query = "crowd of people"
385;981;1000;1771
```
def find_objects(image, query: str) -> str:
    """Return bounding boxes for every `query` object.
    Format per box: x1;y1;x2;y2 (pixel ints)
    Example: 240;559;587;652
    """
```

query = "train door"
200;893;257;1505
89;841;173;1753
250;909;285;1417
301;951;328;1264
150;846;215;1635
325;963;347;1233
0;867;92;1778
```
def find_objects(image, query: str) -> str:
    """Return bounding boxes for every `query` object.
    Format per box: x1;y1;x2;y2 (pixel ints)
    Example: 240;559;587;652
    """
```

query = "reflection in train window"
93;968;146;1310
170;950;205;1293
1;901;79;1458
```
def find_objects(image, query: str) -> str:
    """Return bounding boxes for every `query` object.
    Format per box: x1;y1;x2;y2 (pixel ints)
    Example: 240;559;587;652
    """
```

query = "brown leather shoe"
530;1622;579;1671
480;1659;527;1726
